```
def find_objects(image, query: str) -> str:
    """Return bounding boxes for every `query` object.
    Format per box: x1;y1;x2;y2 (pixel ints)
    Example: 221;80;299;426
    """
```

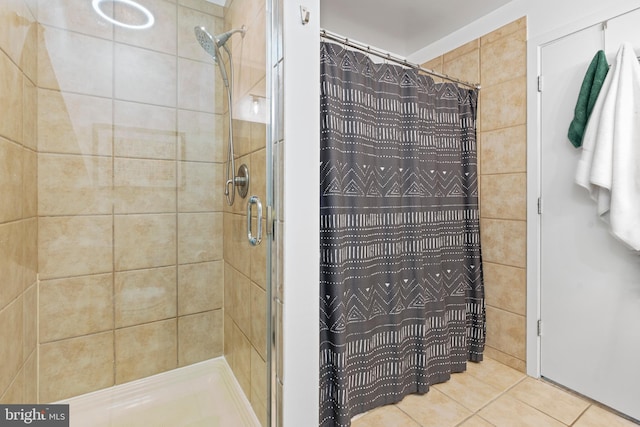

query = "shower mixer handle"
225;179;232;195
224;164;250;204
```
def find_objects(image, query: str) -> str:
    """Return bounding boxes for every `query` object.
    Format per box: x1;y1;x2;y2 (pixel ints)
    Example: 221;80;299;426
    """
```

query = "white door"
540;13;640;421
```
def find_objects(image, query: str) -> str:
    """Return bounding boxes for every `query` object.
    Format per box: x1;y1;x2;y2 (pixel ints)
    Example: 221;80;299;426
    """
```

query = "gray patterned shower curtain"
319;42;485;427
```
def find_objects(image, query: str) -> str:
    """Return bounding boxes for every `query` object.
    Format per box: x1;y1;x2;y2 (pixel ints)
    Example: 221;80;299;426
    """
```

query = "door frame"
526;4;640;379
526;4;638;378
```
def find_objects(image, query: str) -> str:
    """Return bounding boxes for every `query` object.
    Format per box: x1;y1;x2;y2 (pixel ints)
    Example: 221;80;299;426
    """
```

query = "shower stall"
0;0;277;425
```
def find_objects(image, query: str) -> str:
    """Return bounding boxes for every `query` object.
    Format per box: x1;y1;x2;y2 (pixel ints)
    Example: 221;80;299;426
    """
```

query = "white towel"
575;42;640;250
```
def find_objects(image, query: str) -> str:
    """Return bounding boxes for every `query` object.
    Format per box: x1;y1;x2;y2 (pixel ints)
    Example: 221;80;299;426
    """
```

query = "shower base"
57;357;260;427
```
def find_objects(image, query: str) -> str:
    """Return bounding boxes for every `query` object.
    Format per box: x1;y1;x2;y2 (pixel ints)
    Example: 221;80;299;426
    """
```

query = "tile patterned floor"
351;357;639;427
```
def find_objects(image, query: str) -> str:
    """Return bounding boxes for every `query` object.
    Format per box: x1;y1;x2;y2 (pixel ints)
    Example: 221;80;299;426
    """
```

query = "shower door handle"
247;195;263;246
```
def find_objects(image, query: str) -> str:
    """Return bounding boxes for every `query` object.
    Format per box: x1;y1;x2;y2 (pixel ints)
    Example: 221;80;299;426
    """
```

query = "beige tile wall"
0;0;38;404
35;0;227;402
223;0;268;425
0;0;269;407
422;17;528;372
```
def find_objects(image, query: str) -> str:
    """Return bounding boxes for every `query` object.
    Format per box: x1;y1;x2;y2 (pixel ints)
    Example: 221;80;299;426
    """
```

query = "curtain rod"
320;29;481;90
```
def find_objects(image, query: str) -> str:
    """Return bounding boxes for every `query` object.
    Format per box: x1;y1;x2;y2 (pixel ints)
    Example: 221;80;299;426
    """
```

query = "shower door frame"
266;0;278;425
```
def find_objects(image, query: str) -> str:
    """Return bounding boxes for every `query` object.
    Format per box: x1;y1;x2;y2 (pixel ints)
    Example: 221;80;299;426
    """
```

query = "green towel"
568;50;609;148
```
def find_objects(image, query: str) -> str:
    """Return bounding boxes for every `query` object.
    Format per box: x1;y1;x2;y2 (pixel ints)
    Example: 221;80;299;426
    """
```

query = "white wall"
409;0;640;63
281;0;320;425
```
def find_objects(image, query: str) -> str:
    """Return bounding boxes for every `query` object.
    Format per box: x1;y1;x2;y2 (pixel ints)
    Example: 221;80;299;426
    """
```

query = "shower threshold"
57;357;260;427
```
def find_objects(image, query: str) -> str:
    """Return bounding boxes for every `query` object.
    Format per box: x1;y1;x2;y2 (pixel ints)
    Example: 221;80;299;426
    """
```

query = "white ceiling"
320;0;513;57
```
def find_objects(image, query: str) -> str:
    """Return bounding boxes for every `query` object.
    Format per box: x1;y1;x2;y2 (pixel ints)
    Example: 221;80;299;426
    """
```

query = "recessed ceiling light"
92;0;155;30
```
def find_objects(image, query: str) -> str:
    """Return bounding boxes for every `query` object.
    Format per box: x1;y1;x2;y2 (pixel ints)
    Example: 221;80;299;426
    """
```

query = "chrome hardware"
247;195;263;246
226;164;250;203
300;6;310;25
236;163;250;199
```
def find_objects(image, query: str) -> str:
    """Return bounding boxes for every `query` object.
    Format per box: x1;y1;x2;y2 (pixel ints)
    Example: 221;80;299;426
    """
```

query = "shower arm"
216;27;247;46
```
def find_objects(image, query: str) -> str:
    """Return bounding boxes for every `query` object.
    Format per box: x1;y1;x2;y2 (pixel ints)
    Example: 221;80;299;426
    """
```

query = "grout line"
570;404;592;426
480;215;527;223
392;401;423;427
458;375;576;426
484;303;526;318
543;376;640;426
110;13;117;389
469;375;528;416
479;123;526;134
174;0;180;371
479;171;528;177
503;377;591;426
454;414;476;426
479;216;526;223
393;373;529;427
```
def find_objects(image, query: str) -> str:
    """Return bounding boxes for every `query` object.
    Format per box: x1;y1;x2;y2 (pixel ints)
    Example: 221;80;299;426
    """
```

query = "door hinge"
537;319;543;336
266;205;275;237
537;197;542;215
537;75;543;92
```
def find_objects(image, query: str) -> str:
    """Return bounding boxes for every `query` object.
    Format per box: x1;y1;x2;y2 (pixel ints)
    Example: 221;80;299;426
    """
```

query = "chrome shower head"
194;25;219;61
194;25;247;88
